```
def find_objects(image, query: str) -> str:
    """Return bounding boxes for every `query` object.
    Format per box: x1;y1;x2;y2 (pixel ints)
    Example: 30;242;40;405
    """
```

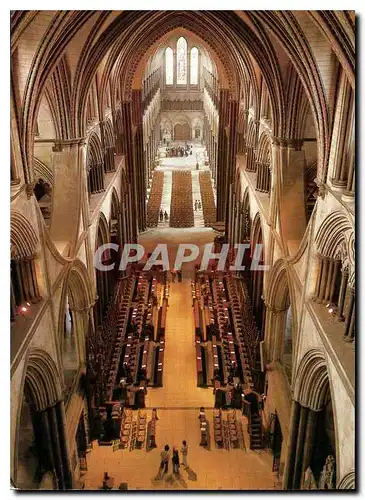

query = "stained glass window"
176;37;187;85
165;47;173;85
190;47;199;85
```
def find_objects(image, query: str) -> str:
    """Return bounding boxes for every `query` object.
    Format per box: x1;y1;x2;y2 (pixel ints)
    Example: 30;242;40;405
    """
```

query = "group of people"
159;209;169;222
165;143;193;158
194;199;202;211
160;441;188;476
170;268;182;282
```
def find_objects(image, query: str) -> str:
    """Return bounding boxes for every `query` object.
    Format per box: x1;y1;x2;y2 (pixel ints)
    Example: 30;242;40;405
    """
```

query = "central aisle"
146;278;214;408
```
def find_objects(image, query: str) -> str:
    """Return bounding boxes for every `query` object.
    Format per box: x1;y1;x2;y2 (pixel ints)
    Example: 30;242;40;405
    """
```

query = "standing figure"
164;211;169;222
160;444;170;475
172;447;180;475
159;209;164;222
181;440;188;469
195;200;198;211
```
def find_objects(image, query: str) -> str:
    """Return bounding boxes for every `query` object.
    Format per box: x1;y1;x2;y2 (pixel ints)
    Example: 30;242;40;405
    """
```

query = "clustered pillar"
87;162;105;194
245;146;256;172
283;402;320;490
11;256;40;320
313;255;340;305
255;161;271;194
31;401;72;489
313;255;354;342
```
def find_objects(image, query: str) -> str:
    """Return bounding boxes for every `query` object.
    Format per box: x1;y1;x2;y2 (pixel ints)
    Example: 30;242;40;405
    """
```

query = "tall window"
165;47;173;85
176;37;187;85
190;47;199;85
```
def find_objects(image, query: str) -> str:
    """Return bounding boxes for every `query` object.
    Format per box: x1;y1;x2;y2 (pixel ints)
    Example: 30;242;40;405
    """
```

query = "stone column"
324;259;335;303
282;401;301;489
216;89;229;221
318;258;330;303
122;101;138;240
24;258;36;302
300;409;318;486
344;287;355;342
19;259;31;302
132;90;147;233
313;255;323;300
329;260;341;304
292;406;309;489
55;402;73;489
336;267;349;321
48;406;65;489
332;72;354;190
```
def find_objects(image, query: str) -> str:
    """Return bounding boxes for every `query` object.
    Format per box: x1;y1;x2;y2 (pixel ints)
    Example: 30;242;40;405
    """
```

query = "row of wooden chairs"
170;171;194;227
147;171;164;227
199;171;216;226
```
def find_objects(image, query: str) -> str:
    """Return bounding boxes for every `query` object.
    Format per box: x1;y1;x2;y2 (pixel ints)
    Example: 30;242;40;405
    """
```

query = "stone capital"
52;138;86;152
287;139;303;151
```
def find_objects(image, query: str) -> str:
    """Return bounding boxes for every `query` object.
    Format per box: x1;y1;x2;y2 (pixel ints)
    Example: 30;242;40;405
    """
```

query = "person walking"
195;200;198;211
160;444;170;475
172;447;180;475
164;211;169;222
159;209;164;222
181;440;188;469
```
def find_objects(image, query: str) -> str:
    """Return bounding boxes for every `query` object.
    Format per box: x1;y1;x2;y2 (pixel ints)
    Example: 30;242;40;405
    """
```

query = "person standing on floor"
164;211;169;222
160;444;170;475
195;200;198;211
159;209;163;222
181;440;188;469
172;447;180;475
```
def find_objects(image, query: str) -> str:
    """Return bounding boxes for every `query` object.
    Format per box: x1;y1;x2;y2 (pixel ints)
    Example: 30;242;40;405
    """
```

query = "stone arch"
86;132;104;195
11;211;41;319
313;211;355;342
103;118;116;172
114;107;124;155
246;118;256;148
94;212;114;327
251;212;265;260
337;470;355;489
11;211;38;260
231;168;243;244
24;349;63;412
248;212;265;334
257;131;271;164
315;210;353;260
33;157;54;185
265;259;298;383
110;188;122;259
58;259;93;395
256;131;272;194
241;188;252;243
13;349;70;489
294;349;330;411
284;349;337;490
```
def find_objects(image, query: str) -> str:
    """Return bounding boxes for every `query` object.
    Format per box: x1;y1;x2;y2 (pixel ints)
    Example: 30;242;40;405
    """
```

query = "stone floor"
154;144;211;229
81;228;277;490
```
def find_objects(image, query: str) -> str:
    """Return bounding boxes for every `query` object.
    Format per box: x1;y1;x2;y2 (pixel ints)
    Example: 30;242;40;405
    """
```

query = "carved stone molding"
52;138;86;152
